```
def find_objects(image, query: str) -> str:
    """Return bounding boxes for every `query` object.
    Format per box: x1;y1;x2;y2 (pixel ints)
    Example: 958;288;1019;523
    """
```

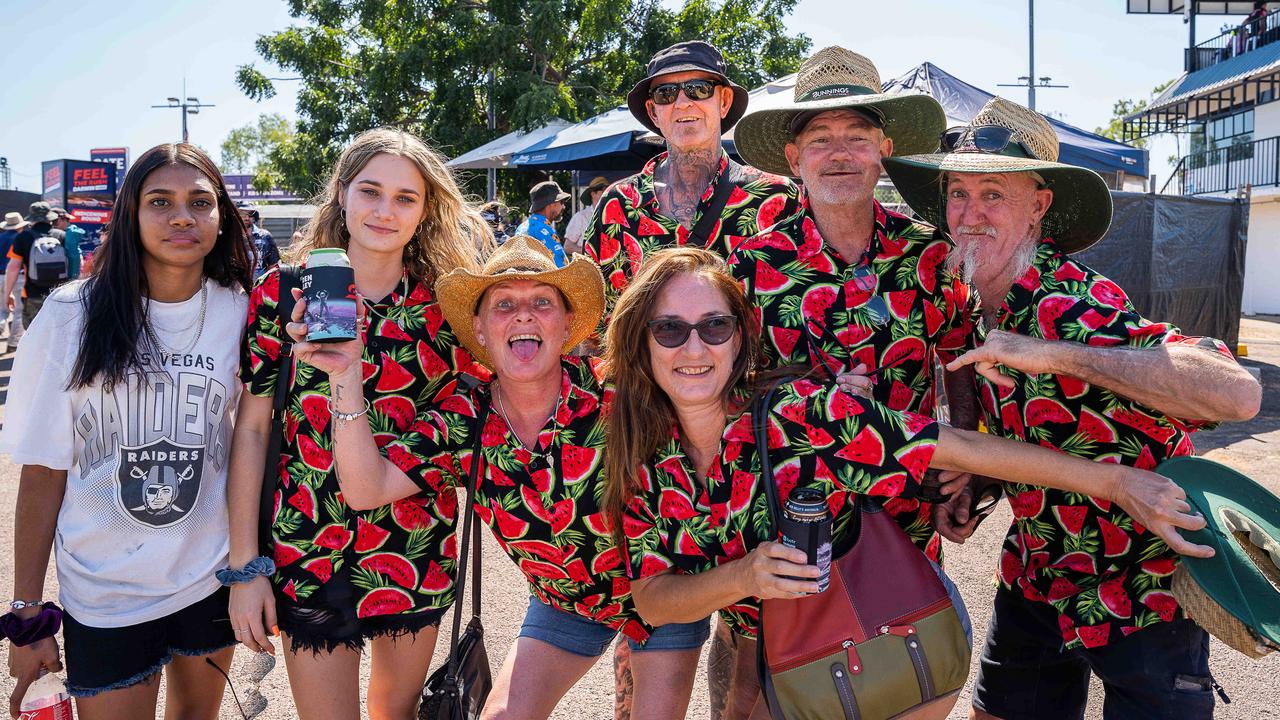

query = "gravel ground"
4;318;1280;718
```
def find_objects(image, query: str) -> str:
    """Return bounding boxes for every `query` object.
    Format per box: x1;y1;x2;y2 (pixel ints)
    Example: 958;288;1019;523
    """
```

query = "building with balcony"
1125;1;1280;313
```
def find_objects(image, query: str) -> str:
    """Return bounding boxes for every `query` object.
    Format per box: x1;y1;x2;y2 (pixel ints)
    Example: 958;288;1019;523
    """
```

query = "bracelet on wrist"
1;602;63;646
215;556;277;586
10;599;45;611
328;396;372;422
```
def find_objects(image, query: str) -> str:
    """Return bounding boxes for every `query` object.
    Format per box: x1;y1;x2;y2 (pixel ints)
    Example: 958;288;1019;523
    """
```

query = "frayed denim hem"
67;657;168;698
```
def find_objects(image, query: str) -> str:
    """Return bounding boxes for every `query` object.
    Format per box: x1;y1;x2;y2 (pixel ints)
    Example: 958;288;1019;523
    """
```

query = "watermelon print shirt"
972;239;1232;650
584;149;801;324
242;265;490;619
388;357;651;643
622;378;938;639
729;199;974;561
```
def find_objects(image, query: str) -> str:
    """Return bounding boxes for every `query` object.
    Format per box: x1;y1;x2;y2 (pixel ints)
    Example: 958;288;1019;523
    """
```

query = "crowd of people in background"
1;37;1265;720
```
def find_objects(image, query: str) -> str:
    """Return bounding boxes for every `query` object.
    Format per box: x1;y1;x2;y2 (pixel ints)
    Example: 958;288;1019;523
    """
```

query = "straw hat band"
796;84;879;103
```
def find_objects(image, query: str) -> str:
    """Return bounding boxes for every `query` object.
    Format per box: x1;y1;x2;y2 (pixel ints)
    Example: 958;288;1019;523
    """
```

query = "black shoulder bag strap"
259;264;299;557
751;376;788;720
445;405;488;683
688;158;740;250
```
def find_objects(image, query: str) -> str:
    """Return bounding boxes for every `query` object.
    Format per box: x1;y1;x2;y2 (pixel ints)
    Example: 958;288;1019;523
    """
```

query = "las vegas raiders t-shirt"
0;278;247;627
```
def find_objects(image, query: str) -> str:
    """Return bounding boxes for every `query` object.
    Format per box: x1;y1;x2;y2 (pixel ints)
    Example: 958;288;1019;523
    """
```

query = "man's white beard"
947;227;1039;291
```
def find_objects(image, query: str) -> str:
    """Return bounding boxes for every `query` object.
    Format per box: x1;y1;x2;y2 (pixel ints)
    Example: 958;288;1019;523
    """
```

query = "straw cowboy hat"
883;96;1113;253
435;236;604;369
733;46;947;178
1158;456;1280;659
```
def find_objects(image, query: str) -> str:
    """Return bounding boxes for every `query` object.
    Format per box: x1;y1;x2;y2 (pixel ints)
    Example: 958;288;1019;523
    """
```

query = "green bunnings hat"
883;97;1112;254
733;46;947;178
1158;456;1280;658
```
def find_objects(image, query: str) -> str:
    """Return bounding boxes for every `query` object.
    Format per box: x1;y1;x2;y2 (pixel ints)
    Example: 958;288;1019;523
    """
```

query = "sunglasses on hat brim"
650;79;723;106
648;315;738;348
939;125;1037;159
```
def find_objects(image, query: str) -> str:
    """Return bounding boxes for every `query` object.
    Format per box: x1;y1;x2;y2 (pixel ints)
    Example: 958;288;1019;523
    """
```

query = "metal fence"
1173;134;1280;195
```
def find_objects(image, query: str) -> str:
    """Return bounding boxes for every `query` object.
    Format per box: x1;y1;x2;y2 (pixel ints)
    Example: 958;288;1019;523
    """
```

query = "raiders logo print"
116;438;204;528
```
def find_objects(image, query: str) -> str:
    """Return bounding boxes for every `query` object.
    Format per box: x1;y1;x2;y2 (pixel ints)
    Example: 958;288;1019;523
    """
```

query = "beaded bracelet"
215;556;277;587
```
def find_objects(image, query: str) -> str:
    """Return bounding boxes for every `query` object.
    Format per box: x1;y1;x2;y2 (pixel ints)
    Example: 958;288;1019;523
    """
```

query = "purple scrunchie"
0;603;63;646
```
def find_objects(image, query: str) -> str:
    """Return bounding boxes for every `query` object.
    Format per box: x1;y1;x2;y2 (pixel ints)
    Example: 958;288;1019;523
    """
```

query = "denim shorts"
518;595;710;657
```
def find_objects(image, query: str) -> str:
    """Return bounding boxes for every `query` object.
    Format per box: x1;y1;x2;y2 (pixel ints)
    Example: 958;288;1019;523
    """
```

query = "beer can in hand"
301;248;358;343
778;486;832;593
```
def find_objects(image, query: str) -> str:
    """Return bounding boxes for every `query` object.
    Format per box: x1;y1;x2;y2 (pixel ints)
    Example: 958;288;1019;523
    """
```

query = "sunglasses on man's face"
650;79;723;106
939;125;1036;158
648;315;738;348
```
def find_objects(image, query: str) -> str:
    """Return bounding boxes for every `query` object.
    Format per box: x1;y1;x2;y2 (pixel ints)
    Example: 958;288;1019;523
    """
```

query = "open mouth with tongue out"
508;333;543;362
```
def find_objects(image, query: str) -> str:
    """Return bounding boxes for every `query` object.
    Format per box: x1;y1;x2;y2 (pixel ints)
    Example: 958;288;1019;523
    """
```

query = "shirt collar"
637;148;731;213
795;197;889;264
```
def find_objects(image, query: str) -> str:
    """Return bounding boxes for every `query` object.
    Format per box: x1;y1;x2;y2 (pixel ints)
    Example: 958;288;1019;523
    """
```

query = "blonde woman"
226;128;493;719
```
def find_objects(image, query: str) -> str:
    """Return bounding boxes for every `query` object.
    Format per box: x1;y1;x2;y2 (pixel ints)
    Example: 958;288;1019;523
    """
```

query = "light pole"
997;0;1068;110
152;80;215;143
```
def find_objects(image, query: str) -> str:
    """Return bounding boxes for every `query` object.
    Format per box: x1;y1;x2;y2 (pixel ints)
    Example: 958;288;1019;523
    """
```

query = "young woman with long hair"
601;248;1213;718
3;143;254;719
227;127;493;719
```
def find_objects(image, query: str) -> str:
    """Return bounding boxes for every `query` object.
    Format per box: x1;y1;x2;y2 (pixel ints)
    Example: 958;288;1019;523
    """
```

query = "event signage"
41;159;117;226
90;147;129;190
222;174;303;202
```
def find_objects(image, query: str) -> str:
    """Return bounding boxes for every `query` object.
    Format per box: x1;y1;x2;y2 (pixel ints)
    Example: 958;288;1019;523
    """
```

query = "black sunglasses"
648;315;738;348
939;125;1037;159
650;79;723;105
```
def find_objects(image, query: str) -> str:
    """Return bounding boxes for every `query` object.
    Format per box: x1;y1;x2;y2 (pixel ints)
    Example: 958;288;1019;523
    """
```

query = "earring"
478;336;486;346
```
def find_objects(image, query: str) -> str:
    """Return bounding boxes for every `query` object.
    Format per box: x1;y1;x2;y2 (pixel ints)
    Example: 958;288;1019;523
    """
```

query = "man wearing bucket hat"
584;40;801;324
564;176;609;255
885;97;1261;719
0;212;26;348
517;180;571;267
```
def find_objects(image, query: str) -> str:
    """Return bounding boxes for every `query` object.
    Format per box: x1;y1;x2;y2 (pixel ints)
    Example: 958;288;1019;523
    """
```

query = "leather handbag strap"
689;159;740;249
446;403;489;680
752;376;790;539
260;264;299;553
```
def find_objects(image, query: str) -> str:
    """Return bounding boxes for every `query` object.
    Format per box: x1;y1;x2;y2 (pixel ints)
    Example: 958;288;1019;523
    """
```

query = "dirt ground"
3;318;1280;719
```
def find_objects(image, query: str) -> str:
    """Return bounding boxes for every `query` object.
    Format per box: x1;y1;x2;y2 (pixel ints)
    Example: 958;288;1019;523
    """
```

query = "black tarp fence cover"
1077;192;1248;351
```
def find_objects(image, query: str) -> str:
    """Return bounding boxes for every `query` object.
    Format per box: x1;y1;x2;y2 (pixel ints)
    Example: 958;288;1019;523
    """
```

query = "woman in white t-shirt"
2;143;253;718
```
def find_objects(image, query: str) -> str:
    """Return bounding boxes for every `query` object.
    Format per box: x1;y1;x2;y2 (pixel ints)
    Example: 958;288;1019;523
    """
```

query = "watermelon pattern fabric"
242;265;491;621
622;377;938;639
583;150;800;324
971;239;1232;650
387;357;651;644
729;198;974;562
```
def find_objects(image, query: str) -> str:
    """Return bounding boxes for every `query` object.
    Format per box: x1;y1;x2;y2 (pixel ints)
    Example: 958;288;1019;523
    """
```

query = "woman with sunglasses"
228;128;492;719
3;143;254;718
601;247;1213;718
282;237;708;719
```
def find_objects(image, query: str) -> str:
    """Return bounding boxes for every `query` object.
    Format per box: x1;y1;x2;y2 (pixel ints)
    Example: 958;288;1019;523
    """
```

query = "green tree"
1095;79;1176;149
220;113;296;194
236;0;810;198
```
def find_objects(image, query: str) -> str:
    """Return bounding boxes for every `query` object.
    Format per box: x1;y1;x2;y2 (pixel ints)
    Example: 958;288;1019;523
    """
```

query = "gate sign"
90;147;129;190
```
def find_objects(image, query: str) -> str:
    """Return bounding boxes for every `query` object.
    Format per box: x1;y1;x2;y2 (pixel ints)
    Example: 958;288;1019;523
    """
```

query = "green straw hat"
883;97;1112;254
1157;456;1280;658
733;46;946;178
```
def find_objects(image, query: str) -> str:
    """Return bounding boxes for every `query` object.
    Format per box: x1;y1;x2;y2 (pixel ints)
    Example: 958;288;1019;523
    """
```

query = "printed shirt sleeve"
1041;270;1233;430
771;378;940;500
0;293;76;468
620;464;678;581
383;398;477;494
241;267;285;397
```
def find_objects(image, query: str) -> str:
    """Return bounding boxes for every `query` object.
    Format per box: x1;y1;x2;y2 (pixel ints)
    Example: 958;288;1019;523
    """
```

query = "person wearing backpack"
0;211;26;349
4;201;70;329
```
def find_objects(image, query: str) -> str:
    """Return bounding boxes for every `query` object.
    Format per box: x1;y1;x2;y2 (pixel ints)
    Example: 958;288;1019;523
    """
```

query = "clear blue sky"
0;0;1248;195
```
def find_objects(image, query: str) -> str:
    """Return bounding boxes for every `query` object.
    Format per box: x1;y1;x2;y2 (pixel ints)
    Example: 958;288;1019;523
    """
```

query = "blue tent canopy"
509;105;663;170
884;63;1148;178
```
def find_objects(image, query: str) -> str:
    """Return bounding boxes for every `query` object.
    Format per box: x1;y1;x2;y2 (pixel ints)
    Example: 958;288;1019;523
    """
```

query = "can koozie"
301;248;358;343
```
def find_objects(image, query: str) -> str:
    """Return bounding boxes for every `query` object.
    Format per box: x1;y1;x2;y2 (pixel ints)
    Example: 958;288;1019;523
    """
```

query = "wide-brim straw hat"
883;96;1112;254
435;235;605;370
1;212;28;231
1158;456;1280;659
734;46;947;178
